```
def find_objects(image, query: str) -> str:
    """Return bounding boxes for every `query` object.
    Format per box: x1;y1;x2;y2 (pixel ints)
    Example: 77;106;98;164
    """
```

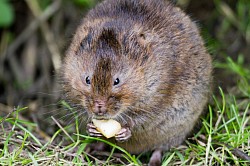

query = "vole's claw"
87;123;103;137
115;127;131;142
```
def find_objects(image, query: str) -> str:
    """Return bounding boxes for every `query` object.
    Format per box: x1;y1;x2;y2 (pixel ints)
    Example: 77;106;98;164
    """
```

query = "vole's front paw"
115;127;131;142
86;123;103;137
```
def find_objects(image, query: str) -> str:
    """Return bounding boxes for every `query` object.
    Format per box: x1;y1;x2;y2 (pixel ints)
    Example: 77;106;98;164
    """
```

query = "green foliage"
160;87;250;165
215;55;250;98
214;0;250;43
215;55;250;80
73;0;96;8
0;105;140;165
38;0;52;10
0;0;14;27
79;134;139;165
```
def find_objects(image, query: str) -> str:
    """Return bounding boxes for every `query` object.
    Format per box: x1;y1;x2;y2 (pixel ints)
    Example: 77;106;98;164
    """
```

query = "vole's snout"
93;99;107;116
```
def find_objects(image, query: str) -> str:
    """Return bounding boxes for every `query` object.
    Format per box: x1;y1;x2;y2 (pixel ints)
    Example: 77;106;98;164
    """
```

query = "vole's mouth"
92;115;110;120
92;113;120;121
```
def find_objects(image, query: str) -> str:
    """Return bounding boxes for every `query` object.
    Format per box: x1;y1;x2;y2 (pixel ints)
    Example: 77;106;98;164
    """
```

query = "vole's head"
62;21;159;121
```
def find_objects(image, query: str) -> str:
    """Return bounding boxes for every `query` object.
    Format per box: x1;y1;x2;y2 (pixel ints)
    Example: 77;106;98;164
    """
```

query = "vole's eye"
114;78;120;86
86;76;91;85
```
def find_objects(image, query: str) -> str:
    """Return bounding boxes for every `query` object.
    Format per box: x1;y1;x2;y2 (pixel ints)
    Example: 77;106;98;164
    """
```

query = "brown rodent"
61;0;212;165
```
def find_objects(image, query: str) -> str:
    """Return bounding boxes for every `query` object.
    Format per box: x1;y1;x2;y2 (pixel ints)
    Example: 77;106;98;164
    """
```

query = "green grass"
160;88;250;165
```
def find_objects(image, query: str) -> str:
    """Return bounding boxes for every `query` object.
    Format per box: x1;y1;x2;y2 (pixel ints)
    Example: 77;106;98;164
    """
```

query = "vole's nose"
93;100;107;115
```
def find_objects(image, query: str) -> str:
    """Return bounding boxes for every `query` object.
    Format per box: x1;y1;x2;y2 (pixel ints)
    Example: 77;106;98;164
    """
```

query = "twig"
197;135;250;162
223;143;250;162
51;116;75;143
26;0;62;72
91;150;124;158
0;107;16;124
0;104;27;121
4;0;61;61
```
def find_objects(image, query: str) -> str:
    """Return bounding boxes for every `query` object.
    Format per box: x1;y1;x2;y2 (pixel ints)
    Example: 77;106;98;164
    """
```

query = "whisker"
130;104;163;114
119;112;133;124
78;112;89;127
127;106;156;119
40;108;60;116
41;103;60;108
116;113;127;124
65;114;79;127
59;110;81;120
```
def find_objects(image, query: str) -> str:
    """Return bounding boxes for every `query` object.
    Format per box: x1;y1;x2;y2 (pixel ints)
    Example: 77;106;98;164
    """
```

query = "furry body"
62;0;212;155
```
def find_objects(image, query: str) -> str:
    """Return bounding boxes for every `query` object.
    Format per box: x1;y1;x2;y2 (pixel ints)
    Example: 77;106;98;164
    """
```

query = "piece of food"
92;119;122;138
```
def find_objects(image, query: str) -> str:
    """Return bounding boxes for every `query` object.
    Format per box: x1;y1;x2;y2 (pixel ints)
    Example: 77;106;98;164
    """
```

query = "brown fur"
61;0;212;155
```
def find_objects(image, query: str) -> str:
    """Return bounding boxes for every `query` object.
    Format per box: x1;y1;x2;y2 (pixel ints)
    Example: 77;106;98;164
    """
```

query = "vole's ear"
67;26;90;55
133;24;154;47
138;32;147;45
80;32;92;50
137;30;155;47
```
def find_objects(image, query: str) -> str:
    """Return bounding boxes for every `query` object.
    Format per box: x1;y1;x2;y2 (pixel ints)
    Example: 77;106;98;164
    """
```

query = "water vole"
61;0;212;165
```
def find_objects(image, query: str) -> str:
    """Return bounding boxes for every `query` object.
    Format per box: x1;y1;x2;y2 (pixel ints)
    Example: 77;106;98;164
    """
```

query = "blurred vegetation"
0;0;249;165
0;0;14;27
